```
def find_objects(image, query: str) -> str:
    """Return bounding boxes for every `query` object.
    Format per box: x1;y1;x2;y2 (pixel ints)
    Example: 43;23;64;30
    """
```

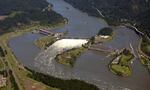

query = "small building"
0;75;7;87
53;33;64;39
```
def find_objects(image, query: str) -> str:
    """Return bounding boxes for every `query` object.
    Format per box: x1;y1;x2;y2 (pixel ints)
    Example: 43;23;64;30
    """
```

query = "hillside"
64;0;150;37
0;0;66;34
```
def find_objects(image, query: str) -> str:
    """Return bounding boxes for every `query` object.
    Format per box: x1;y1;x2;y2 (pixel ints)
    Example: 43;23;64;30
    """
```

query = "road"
1;37;23;90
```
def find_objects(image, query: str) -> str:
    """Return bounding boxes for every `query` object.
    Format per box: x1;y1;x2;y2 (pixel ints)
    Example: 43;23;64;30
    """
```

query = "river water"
9;0;150;90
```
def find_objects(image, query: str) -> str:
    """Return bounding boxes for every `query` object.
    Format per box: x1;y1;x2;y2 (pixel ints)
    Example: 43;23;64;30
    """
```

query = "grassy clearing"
111;65;131;76
56;47;86;67
34;36;57;49
119;54;133;65
110;49;134;77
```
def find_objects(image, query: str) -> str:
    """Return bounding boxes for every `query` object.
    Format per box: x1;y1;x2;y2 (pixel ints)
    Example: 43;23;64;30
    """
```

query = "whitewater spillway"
34;39;88;76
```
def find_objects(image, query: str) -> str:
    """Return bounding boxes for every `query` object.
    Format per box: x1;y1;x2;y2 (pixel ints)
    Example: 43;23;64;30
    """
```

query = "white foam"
51;39;88;49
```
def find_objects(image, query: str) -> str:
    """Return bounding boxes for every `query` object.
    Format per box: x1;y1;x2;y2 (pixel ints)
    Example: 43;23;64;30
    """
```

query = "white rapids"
51;39;88;49
34;39;88;77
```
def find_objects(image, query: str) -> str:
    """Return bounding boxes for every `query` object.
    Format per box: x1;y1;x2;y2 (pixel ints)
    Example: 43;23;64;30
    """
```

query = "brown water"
9;0;150;90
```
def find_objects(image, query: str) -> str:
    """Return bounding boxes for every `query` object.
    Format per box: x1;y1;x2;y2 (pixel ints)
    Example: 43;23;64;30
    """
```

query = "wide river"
9;0;150;90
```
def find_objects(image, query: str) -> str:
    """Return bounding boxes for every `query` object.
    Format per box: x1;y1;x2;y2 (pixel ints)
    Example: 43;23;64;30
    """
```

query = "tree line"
26;68;99;90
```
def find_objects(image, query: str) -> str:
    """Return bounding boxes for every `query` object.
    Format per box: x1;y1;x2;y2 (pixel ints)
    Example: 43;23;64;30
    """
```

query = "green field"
111;65;131;76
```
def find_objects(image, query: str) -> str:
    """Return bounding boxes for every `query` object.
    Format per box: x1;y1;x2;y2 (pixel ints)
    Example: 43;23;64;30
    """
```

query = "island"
109;49;134;77
56;46;86;67
91;27;114;44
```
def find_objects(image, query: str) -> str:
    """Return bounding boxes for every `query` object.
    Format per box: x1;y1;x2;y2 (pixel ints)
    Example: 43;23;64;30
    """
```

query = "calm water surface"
9;0;150;90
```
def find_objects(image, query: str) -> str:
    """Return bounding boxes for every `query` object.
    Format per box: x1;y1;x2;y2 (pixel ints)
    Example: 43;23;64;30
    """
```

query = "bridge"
38;29;89;39
123;24;144;36
89;44;115;53
39;29;54;35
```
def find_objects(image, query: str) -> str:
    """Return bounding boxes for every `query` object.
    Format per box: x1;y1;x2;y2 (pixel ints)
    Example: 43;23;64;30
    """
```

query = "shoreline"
0;20;67;90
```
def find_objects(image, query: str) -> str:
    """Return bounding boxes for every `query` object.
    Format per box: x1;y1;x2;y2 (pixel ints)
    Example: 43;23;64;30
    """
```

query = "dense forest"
97;28;113;36
0;0;48;15
27;68;99;90
64;0;150;37
0;0;66;33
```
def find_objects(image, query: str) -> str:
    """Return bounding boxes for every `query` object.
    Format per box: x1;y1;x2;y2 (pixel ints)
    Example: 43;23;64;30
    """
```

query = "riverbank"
138;36;150;73
0;13;68;89
0;24;62;90
0;19;101;90
109;49;134;77
141;36;150;58
0;27;98;90
26;67;99;90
